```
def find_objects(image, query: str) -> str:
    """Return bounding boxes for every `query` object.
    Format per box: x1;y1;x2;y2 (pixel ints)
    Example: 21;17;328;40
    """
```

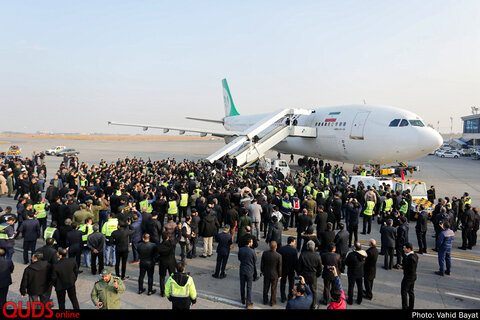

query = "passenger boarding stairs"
206;108;317;167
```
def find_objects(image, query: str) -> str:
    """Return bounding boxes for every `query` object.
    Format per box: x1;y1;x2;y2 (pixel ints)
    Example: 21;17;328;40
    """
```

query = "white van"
348;175;392;189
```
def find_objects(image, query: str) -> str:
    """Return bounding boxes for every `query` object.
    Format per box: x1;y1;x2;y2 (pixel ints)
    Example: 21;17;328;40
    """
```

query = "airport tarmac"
1;136;479;310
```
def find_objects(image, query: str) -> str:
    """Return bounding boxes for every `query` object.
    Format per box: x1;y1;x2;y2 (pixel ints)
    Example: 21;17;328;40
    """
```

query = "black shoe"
212;274;219;278
445;271;450;275
458;247;467;250
219;274;226;279
435;271;444;276
138;288;145;294
415;251;423;254
148;289;156;296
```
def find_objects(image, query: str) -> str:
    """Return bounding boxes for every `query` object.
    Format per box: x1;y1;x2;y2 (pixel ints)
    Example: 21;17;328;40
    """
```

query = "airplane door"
350;111;370;140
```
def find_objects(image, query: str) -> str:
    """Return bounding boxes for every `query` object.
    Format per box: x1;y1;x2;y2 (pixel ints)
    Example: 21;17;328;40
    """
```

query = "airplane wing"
107;121;239;138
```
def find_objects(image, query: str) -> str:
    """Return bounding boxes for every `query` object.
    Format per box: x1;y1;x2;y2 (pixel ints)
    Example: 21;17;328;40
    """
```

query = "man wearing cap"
0;216;16;260
212;224;232;279
91;269;125;309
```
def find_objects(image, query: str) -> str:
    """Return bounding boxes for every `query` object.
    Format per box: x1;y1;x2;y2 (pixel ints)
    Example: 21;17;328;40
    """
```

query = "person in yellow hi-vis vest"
79;217;94;268
167;192;179;222
362;200;375;235
165;261;197;310
102;213;118;267
178;189;189;221
33;196;49;239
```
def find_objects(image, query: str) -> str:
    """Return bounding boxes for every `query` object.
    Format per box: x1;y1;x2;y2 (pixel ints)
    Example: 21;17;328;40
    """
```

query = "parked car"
56;148;79;157
436;150;460;158
45;145;66;155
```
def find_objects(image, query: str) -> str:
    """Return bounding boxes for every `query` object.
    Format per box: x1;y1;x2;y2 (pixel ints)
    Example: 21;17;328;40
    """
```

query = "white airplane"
109;79;443;166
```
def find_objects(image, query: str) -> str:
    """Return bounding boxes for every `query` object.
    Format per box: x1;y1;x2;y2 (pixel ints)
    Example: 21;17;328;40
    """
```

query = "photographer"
285;275;312;309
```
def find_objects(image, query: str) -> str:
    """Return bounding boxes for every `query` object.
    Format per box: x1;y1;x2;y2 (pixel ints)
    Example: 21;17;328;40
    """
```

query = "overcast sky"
1;0;479;134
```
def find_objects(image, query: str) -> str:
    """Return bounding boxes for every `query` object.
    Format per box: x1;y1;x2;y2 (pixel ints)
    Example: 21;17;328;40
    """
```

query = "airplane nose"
422;128;443;153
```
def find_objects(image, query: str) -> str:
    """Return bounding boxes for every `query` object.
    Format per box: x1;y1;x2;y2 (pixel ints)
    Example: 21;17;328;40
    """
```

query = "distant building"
461;114;480;146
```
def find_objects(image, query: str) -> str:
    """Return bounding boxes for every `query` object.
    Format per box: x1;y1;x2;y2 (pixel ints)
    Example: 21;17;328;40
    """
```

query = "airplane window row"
389;119;425;127
315;121;347;127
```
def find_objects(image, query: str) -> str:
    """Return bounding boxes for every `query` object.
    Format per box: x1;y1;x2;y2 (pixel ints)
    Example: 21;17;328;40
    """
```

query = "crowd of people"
0;152;479;310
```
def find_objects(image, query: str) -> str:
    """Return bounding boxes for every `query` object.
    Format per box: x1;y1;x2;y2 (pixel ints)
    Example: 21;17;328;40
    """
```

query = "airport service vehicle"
56;148;79;157
7;145;21;156
391;178;434;218
260;158;290;176
45;145;66;155
109;79;443;168
436;150;460;158
348;175;392;189
246;157;291;176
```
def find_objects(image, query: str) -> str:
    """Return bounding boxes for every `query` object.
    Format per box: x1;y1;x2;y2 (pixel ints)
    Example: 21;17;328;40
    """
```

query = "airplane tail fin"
222;78;240;117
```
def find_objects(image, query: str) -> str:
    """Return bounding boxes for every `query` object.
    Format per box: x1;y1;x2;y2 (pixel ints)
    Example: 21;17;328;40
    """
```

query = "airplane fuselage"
223;104;443;165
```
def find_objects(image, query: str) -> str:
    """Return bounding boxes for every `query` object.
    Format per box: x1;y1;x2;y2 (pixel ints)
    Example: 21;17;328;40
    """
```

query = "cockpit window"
389;119;400;127
399;119;409;127
409;120;425;127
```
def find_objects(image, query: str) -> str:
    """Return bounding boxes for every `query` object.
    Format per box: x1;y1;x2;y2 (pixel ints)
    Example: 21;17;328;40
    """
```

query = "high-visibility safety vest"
465;197;472;205
0;225;9;240
267;185;274;194
34;203;47;219
44;227;57;243
324;189;330;198
282;199;292;210
364;201;375;216
383;198;393;212
399;200;409;214
80;178;88;187
101;218;118;237
79;224;94;242
312;189;318;200
168;201;178;215
165;274;197;299
179;193;189;207
320;173;325;183
139;200;153;213
286;186;296;196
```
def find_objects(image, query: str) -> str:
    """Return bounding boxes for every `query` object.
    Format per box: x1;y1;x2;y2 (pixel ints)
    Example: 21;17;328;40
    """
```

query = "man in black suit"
320;242;341;305
395;216;409;268
363;239;379;300
380;219;396;269
334;223;349;273
314;206;328;236
401;242;418;310
318;222;335;253
137;233;158;295
17;211;40;264
66;222;84;271
277;236;298;303
415;205;428;254
111;221;135;280
345;242;366;305
296;240;322;309
260;241;282;306
157;232;178;297
52;248;80;310
0;249;14;309
296;209;313;251
212;225;233;279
